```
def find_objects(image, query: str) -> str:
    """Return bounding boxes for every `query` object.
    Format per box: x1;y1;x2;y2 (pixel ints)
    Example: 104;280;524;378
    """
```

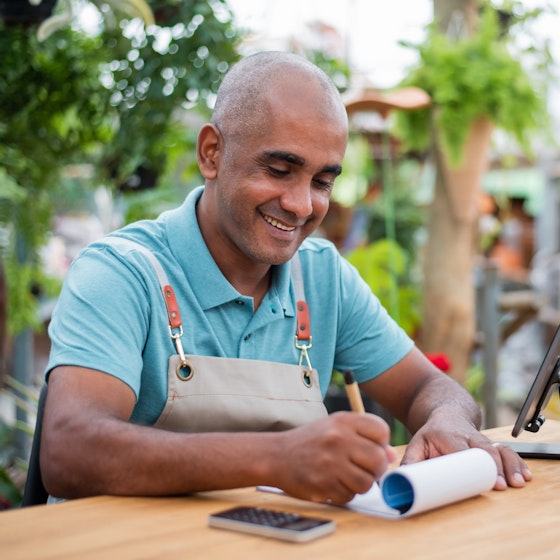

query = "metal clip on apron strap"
103;237;311;370
102;237;188;367
291;253;313;371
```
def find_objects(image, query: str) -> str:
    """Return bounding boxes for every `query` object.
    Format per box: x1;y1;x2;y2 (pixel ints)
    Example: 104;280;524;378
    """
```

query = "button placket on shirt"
237;295;285;358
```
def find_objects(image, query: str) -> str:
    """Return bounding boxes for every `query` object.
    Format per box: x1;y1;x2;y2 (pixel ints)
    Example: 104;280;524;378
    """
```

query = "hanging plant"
0;0;241;335
393;3;551;167
0;0;57;25
36;0;155;41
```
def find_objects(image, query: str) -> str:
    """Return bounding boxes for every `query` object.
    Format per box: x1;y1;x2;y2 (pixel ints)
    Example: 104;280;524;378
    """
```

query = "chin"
252;246;298;266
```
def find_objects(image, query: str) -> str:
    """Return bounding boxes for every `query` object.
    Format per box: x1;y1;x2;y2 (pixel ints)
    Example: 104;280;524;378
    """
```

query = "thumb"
399;439;427;465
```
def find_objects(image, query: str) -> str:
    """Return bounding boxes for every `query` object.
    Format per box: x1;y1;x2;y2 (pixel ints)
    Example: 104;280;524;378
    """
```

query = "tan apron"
104;238;328;433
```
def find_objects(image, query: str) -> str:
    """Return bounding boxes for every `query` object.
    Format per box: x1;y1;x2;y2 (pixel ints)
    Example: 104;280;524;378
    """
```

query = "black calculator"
208;505;335;542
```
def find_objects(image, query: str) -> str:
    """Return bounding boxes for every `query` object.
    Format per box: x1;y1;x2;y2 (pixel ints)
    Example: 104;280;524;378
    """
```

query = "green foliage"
333;134;376;207
0;377;39;509
306;48;351;93
394;3;551;166
465;362;485;404
346;239;422;336
0;0;241;334
99;0;240;184
5;255;61;334
0;23;113;333
0;463;22;510
364;182;426;260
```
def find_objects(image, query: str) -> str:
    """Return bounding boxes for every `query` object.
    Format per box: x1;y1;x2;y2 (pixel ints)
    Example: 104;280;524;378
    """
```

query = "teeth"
263;214;295;232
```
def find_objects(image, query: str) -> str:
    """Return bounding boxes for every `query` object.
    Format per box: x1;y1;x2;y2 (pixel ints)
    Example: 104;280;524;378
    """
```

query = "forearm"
403;373;482;435
42;368;396;502
42;409;398;503
41;417;283;499
361;347;482;436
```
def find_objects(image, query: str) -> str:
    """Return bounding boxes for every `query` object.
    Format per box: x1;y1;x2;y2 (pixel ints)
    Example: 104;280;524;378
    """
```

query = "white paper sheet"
259;448;498;519
352;448;497;518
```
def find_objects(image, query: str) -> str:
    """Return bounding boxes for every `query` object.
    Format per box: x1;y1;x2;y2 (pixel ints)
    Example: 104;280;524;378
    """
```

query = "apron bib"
103;237;327;433
155;354;326;432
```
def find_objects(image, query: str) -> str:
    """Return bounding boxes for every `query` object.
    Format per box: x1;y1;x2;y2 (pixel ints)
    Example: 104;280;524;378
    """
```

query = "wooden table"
2;422;560;560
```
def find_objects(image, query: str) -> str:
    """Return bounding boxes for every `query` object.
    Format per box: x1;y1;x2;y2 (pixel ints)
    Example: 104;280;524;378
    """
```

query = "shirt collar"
165;186;295;317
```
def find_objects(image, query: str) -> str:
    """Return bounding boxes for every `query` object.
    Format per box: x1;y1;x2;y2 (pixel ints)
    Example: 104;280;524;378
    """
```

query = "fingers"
318;463;375;505
327;412;396;497
490;442;532;490
349;411;392;447
279;412;396;504
317;438;393;504
398;427;533;491
400;439;430;465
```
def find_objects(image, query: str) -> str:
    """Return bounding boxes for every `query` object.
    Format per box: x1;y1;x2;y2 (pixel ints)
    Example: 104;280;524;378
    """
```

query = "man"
41;51;531;504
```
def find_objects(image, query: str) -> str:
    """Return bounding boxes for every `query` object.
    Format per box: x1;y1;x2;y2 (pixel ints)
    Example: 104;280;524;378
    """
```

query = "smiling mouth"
261;213;296;232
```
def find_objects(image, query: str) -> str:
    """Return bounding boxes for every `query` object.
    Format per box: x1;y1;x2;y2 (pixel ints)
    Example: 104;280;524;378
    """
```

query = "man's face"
205;82;348;267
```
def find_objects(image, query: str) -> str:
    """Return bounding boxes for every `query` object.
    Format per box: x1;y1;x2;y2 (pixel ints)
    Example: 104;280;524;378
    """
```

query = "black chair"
21;384;49;507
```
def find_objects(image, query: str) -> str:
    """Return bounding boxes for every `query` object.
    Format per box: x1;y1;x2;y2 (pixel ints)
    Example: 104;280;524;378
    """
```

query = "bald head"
212;51;347;139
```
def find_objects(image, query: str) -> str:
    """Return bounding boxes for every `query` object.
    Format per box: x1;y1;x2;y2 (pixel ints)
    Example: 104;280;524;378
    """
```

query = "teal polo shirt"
46;186;413;425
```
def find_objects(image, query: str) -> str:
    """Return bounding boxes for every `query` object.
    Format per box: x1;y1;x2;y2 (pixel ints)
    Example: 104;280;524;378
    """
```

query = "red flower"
425;352;452;373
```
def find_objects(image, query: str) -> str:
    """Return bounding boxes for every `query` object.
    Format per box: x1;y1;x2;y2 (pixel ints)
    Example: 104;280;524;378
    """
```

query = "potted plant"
35;0;155;41
392;2;552;383
394;4;549;168
0;0;240;337
0;0;57;25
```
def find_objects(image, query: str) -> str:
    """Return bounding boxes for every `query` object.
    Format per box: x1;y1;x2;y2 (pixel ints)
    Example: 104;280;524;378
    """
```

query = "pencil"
343;370;366;414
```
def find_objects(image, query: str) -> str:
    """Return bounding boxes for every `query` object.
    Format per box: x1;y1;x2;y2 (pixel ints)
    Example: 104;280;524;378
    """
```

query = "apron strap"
291;252;313;370
101;237;311;366
101;237;187;364
291;252;310;343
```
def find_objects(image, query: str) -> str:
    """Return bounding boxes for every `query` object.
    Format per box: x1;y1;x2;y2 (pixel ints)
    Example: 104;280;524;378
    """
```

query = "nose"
279;180;313;219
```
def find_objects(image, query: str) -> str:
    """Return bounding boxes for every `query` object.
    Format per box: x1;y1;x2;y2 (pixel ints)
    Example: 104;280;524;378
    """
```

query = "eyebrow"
263;150;343;176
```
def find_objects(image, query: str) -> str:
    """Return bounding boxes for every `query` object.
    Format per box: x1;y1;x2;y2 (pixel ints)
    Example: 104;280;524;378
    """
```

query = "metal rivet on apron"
301;369;312;388
176;361;194;381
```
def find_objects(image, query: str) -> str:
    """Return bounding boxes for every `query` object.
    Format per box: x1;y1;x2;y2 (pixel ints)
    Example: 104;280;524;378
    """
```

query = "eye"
313;177;334;191
268;167;289;178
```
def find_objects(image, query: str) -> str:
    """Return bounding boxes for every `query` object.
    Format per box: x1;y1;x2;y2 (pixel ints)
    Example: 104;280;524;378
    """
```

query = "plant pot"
438;116;494;224
0;0;57;25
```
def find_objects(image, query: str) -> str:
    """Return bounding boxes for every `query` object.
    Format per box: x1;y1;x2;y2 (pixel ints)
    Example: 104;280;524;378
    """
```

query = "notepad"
259;448;497;519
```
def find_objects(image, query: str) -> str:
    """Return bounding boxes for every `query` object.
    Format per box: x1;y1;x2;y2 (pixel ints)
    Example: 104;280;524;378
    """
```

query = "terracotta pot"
438;116;494;224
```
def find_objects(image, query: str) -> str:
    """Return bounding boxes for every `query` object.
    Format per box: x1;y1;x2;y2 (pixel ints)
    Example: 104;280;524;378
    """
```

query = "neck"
196;194;272;309
227;266;272;310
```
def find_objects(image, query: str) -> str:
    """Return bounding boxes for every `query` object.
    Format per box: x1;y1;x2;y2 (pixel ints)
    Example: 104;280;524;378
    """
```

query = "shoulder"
83;187;201;263
296;237;368;304
297;237;360;281
297;236;341;265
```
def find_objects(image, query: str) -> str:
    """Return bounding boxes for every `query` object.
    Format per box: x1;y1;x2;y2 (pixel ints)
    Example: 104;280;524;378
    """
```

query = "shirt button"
235;300;244;305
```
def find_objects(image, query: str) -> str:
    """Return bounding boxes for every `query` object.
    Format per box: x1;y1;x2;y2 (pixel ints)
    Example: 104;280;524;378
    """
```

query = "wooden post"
480;259;500;427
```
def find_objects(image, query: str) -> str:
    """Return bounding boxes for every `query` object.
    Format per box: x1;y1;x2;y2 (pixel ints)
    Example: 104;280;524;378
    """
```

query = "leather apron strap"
102;237;327;432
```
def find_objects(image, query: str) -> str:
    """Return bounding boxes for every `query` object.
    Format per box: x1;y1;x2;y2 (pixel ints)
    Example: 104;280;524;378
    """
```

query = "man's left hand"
401;414;532;490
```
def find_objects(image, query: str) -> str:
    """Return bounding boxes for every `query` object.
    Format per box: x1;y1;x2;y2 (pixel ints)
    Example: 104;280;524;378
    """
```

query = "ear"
197;124;222;180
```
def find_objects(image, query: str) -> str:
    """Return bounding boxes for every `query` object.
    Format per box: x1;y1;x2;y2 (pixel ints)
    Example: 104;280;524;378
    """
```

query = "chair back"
21;384;49;507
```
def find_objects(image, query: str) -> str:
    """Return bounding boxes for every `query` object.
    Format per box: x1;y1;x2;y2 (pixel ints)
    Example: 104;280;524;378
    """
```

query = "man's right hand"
269;411;397;505
42;368;395;502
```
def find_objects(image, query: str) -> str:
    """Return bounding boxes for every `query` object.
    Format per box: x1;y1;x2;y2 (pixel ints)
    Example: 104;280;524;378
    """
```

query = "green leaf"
394;5;551;165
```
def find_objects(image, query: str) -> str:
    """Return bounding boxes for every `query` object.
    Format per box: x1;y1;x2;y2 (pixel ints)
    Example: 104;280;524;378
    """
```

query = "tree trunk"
421;0;488;385
422;118;493;383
